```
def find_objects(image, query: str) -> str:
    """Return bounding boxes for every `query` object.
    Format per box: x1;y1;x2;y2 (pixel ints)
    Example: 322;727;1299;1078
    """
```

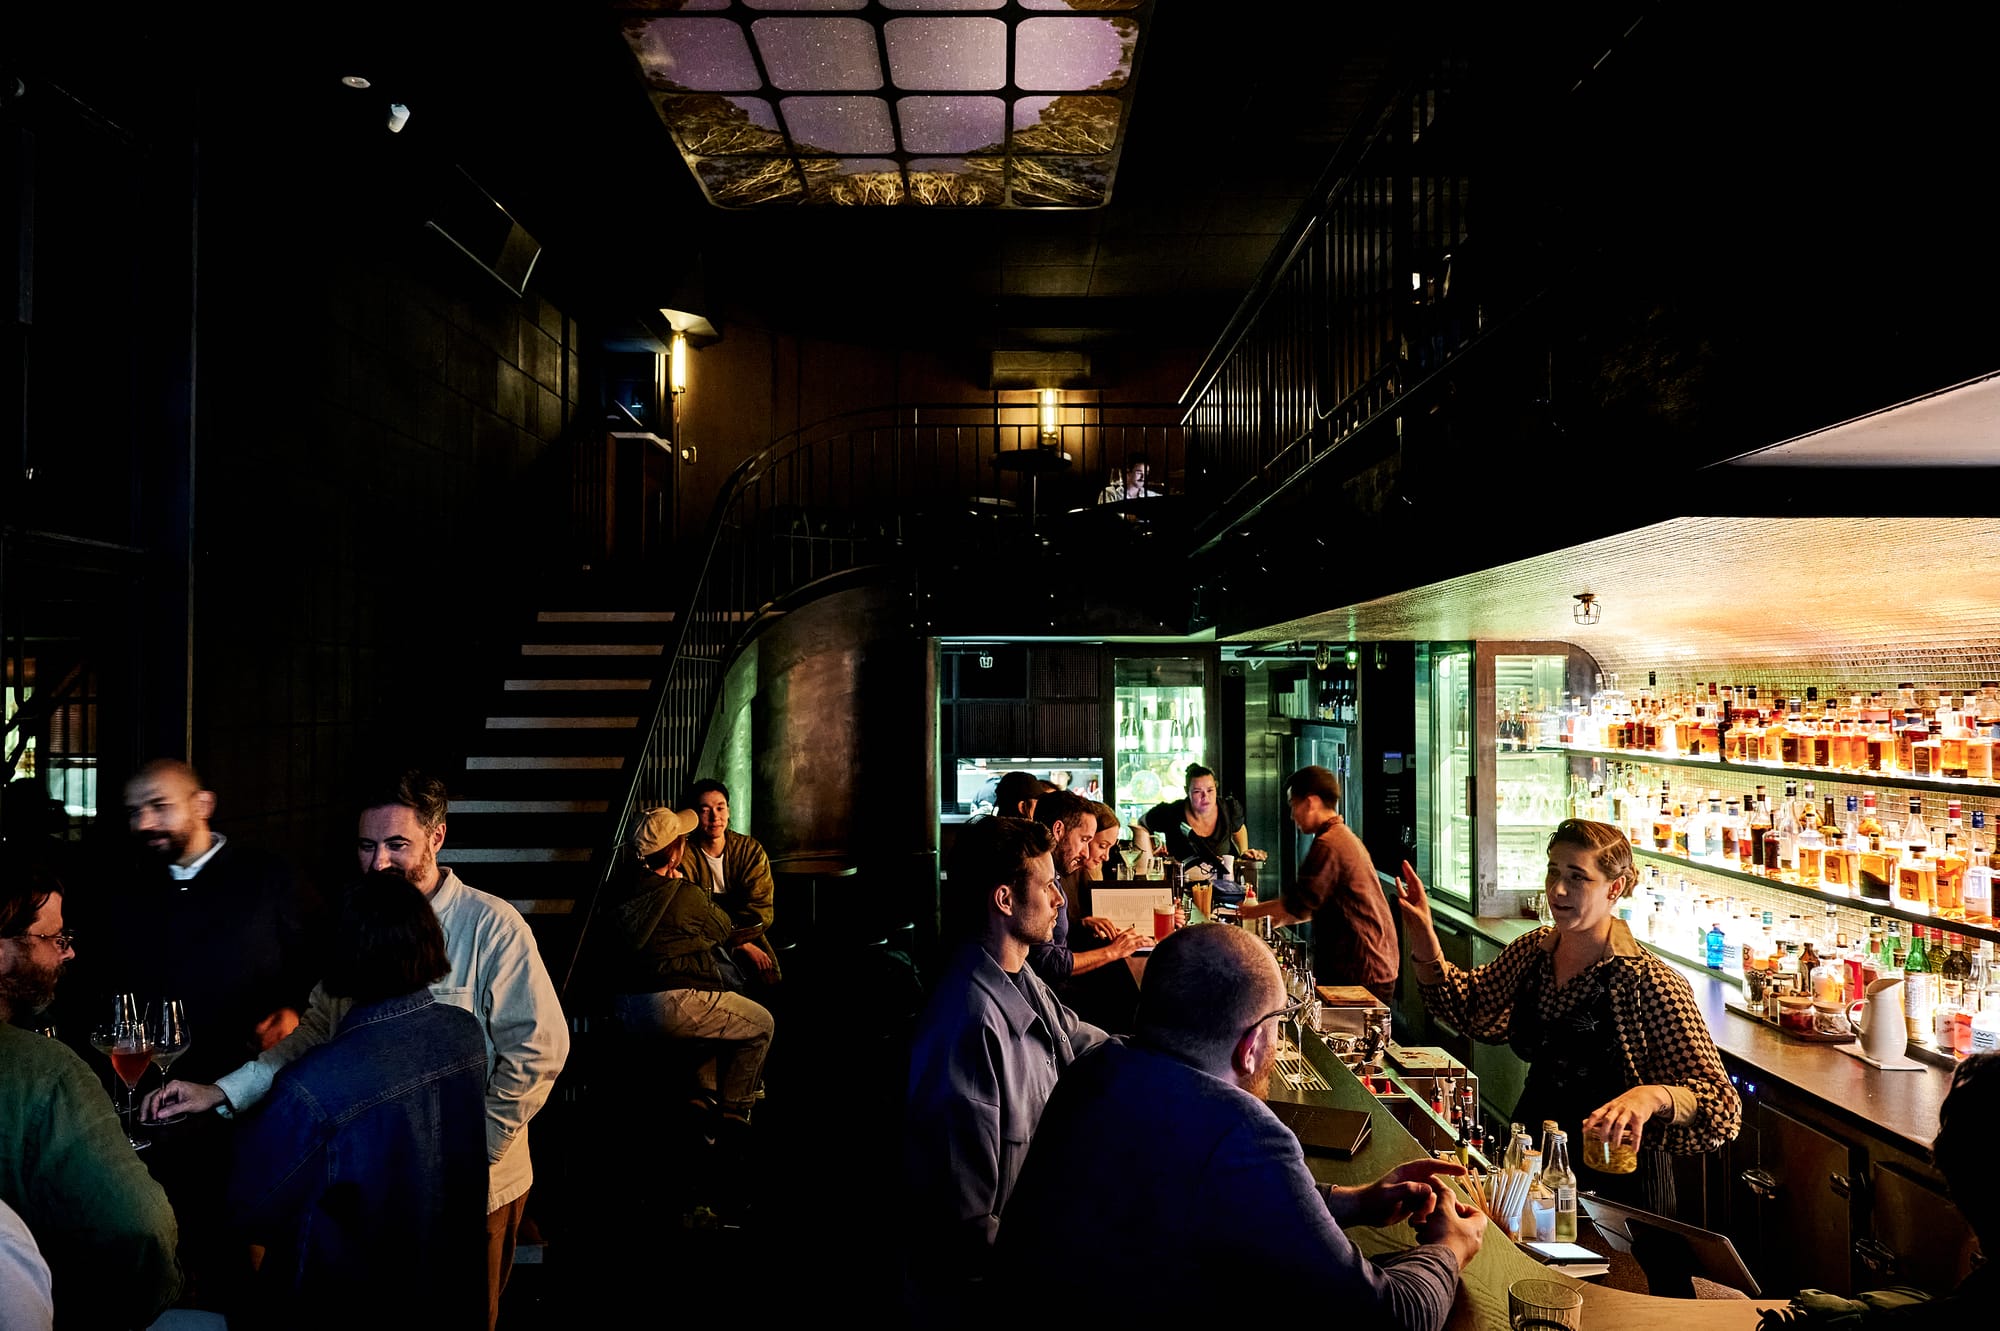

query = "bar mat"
1836;1044;1928;1072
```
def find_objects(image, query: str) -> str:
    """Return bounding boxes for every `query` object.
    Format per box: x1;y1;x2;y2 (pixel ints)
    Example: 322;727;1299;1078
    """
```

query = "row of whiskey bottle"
1545;678;2000;781
1573;768;1993;923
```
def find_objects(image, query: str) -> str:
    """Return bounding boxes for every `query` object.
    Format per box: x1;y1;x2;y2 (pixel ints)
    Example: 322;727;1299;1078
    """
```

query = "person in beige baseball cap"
593;805;775;1149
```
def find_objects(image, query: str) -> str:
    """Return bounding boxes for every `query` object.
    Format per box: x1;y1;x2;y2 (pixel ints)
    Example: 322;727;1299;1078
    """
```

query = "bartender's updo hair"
1184;763;1216;788
1547;818;1636;897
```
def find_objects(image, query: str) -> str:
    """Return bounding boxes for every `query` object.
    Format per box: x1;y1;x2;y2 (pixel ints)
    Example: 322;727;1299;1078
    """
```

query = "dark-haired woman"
1397;819;1741;1215
1133;764;1264;879
229;871;488;1330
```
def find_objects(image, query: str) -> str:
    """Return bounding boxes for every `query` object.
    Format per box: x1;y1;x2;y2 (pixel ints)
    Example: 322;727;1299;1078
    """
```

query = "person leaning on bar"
1396;818;1742;1216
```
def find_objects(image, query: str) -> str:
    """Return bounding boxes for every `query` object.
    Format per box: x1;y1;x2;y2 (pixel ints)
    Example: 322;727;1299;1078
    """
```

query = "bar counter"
1427;900;1952;1155
1291;1039;1777;1331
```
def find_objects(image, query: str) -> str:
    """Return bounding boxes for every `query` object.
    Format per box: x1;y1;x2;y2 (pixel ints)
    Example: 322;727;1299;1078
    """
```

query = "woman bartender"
1133;764;1266;876
1396;818;1739;1216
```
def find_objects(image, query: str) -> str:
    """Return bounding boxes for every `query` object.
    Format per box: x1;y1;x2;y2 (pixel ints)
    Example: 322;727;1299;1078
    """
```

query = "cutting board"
1317;984;1387;1007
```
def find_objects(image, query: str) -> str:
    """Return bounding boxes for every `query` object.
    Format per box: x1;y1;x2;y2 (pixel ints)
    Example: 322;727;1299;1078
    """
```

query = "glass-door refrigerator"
1419;641;1594;917
1110;650;1215;841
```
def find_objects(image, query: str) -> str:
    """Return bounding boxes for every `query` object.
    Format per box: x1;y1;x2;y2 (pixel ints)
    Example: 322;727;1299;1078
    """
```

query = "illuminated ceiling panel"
618;0;1152;209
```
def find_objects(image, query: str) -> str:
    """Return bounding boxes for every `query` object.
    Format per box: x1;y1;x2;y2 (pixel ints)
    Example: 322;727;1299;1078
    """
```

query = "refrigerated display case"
1111;652;1213;835
951;758;1105;816
1419;642;1594;916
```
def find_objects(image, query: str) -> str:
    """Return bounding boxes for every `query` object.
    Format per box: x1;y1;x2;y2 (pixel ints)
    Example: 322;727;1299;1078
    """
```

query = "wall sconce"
669;332;689;397
1039;388;1059;441
1573;593;1601;625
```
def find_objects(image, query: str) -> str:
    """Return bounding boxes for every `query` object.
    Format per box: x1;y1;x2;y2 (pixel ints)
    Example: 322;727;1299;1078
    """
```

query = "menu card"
1089;886;1173;938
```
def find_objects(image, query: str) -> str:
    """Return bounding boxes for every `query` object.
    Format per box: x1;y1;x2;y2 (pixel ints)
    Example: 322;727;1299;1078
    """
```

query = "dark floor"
500;945;923;1325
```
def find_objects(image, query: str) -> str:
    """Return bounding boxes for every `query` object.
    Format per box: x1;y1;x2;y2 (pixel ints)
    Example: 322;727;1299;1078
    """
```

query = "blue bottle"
1706;921;1726;969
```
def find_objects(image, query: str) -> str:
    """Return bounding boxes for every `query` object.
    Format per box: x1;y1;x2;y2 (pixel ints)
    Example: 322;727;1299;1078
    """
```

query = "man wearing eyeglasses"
995;922;1484;1322
904;815;1108;1321
0;868;183;1329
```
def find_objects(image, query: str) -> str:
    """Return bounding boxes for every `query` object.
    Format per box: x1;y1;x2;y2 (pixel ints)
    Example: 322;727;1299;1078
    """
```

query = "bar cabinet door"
1862;1161;1977;1295
1745;1103;1856;1296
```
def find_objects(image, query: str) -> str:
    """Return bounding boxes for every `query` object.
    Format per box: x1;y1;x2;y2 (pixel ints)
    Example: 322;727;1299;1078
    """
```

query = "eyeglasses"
8;929;75;950
1240;993;1309;1045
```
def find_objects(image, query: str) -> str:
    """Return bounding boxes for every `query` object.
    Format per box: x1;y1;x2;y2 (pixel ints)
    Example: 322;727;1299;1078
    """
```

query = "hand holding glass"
144;1001;192;1123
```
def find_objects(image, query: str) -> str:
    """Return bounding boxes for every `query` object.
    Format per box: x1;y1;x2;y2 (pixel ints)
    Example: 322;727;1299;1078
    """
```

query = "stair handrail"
559;446;767;1000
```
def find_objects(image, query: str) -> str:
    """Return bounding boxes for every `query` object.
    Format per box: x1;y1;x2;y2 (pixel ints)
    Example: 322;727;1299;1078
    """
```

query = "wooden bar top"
1427;899;1952;1155
1291;1048;1778;1331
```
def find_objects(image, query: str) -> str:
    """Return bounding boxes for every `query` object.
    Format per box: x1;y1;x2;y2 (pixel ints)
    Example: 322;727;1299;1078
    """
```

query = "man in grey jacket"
904;816;1107;1322
145;771;569;1331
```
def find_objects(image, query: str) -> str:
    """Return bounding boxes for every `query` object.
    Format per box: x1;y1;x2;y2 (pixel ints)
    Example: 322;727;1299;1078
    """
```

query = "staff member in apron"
1395;819;1739;1216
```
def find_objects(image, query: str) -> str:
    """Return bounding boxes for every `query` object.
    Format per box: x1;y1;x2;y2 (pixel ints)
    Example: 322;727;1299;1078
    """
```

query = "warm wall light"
669;333;689;397
1039;388;1059;440
1573;593;1601;625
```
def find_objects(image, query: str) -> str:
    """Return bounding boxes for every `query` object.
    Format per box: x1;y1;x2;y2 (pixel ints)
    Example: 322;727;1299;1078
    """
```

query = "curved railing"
557;399;1188;997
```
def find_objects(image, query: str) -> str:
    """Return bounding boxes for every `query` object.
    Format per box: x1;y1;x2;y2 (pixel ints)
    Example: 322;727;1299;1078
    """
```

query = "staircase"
441;608;673;961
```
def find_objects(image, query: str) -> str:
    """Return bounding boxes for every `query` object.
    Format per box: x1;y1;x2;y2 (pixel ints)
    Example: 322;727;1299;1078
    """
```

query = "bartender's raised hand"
142;1080;228;1121
1240;847;1268;862
1582;1085;1674;1149
1412;1180;1487;1269
1394;860;1444;954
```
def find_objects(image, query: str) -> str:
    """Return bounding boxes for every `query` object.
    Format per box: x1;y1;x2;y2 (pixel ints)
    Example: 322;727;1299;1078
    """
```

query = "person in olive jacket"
594;808;775;1129
679;780;780;988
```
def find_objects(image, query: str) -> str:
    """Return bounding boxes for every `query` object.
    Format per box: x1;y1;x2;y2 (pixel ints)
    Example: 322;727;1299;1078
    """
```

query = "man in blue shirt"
996;922;1486;1323
904;816;1107;1321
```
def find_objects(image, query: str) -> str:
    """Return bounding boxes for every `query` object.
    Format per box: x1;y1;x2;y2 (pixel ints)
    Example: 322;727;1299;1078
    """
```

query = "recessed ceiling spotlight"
340;75;372;89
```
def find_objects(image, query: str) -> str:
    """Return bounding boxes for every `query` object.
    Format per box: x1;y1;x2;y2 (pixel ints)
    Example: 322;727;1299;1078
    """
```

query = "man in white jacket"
146;771;569;1330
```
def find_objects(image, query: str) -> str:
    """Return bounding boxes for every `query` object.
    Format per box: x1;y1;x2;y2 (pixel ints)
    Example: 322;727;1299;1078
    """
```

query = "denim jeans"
614;987;774;1115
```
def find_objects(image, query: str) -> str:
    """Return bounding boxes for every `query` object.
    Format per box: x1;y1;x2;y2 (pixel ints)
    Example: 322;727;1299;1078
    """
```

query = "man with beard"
65;758;320;1081
0;864;183;1328
57;759;318;1315
996;923;1485;1323
147;770;568;1331
1028;792;1144;1034
903;816;1106;1322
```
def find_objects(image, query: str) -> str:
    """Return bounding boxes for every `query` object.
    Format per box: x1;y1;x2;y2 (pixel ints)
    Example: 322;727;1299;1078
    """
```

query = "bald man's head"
1135;923;1286;1072
124;759;215;866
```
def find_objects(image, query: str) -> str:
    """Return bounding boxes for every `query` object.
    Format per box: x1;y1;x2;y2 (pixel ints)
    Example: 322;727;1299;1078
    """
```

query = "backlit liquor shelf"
1541;744;2000;799
1628;846;2000;948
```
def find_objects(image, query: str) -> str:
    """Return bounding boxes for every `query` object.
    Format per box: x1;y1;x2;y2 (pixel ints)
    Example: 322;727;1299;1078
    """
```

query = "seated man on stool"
996;922;1484;1322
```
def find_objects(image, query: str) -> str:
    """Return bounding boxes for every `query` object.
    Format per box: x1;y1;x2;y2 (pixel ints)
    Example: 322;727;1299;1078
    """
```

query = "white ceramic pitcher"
1848;975;1908;1064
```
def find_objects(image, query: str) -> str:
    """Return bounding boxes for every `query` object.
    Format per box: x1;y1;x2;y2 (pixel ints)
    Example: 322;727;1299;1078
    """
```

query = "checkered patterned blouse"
1418;920;1742;1154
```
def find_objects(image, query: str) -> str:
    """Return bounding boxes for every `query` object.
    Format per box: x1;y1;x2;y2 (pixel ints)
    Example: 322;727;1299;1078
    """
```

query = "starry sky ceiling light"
617;0;1150;209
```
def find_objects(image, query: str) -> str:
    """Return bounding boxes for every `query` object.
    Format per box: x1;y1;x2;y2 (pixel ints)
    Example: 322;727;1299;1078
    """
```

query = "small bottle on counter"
1545;1130;1579;1242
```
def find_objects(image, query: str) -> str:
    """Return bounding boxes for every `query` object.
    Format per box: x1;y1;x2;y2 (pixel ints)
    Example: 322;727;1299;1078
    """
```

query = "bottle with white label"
1544;1129;1578;1242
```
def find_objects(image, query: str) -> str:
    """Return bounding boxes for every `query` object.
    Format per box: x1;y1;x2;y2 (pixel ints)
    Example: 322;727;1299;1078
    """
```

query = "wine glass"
91;993;152;1151
145;1000;192;1123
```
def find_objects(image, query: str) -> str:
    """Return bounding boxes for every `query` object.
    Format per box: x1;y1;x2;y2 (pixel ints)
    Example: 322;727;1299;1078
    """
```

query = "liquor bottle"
1904;925;1935;1040
1706;920;1726;969
1896;830;1937;916
1774;780;1800;872
1545;1130;1578;1242
1719;796;1743;863
1858;792;1885;839
1702;793;1726;863
1964;811;1994;925
1746;788;1774;873
1941;935;1971;1009
1938;828;1967;918
1651;781;1675;852
1797;799;1827;888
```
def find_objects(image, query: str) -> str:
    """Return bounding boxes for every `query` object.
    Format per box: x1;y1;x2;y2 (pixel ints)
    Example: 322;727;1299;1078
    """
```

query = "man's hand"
1582;1085;1673;1149
1080;916;1119;940
1347;1157;1466;1227
1411;1180;1488;1270
1101;926;1145;960
252;1007;300;1052
1238;897;1301;925
142;1080;227;1122
735;940;778;978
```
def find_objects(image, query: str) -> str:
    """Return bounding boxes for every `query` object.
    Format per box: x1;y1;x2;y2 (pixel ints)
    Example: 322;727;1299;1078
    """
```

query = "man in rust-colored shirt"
1237;765;1399;1002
